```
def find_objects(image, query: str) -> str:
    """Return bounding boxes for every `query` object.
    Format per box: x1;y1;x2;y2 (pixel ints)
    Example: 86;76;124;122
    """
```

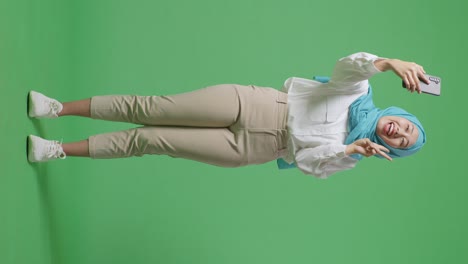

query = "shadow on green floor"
30;119;47;137
30;162;62;264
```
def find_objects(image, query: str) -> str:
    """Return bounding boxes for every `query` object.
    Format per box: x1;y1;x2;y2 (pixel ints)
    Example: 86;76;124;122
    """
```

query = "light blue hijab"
345;86;426;160
277;77;426;169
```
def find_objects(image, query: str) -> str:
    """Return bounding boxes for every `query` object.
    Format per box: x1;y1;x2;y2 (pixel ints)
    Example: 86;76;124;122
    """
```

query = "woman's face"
376;116;419;149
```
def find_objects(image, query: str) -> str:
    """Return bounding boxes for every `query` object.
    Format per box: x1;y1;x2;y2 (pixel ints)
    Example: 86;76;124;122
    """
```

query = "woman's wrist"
374;58;395;72
345;144;355;156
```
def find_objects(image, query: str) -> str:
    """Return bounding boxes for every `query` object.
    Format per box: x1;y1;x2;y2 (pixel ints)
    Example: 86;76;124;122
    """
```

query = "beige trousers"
88;84;288;167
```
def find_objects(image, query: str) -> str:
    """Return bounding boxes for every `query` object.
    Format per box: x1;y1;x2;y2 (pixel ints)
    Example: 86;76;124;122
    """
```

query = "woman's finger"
375;148;393;161
406;74;416;92
380;145;390;153
418;69;430;85
403;76;411;91
369;144;392;161
358;146;375;158
363;138;372;147
412;70;421;93
371;143;390;153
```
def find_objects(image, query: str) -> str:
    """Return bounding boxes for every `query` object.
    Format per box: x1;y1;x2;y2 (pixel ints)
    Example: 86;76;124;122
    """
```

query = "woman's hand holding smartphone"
402;74;441;96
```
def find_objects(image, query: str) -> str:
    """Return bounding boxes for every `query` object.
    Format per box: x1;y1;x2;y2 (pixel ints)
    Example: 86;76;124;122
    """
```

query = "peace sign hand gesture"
345;138;392;161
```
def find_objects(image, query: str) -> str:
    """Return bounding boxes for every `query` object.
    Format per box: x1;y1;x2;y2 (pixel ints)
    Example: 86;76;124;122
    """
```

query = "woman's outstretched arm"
374;58;430;94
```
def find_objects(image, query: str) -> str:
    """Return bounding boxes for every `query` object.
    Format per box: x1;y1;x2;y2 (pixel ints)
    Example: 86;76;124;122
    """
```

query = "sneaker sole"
27;91;30;117
26;135;30;161
27;135;37;163
27;91;34;118
27;135;33;162
28;91;43;118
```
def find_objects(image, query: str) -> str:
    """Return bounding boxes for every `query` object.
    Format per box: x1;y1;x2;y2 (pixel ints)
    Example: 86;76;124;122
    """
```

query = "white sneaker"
28;91;63;118
28;135;66;162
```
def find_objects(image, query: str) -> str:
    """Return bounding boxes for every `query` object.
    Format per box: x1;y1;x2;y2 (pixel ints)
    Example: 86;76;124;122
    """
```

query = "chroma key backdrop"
1;0;467;264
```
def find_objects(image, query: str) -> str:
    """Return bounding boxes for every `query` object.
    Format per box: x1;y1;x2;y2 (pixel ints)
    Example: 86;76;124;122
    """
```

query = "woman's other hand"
374;58;430;94
345;138;392;161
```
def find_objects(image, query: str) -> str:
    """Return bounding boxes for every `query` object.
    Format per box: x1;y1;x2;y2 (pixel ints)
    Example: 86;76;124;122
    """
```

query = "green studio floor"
1;0;467;264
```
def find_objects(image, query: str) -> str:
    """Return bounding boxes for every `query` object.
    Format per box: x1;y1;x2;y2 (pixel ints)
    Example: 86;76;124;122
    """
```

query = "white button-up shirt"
282;52;383;179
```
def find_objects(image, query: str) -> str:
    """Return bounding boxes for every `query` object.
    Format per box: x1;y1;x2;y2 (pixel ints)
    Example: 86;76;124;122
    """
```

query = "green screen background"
1;0;467;263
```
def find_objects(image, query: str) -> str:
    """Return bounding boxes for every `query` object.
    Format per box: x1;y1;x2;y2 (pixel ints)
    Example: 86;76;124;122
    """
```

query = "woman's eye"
401;138;405;146
406;124;409;131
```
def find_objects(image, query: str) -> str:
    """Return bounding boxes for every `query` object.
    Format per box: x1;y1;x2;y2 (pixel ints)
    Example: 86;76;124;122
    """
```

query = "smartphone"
402;74;441;96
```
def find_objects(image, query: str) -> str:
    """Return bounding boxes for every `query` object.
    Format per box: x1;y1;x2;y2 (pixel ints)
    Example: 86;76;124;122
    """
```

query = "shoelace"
48;100;61;117
46;139;66;159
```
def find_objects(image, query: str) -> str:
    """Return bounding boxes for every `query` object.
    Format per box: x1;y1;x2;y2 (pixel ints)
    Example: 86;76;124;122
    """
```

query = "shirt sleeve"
294;144;357;179
329;52;384;92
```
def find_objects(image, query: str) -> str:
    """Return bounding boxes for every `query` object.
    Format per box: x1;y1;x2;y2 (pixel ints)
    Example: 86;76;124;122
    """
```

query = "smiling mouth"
386;122;395;137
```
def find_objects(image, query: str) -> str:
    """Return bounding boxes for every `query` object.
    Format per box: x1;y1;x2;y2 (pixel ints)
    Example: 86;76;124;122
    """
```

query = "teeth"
388;123;393;136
